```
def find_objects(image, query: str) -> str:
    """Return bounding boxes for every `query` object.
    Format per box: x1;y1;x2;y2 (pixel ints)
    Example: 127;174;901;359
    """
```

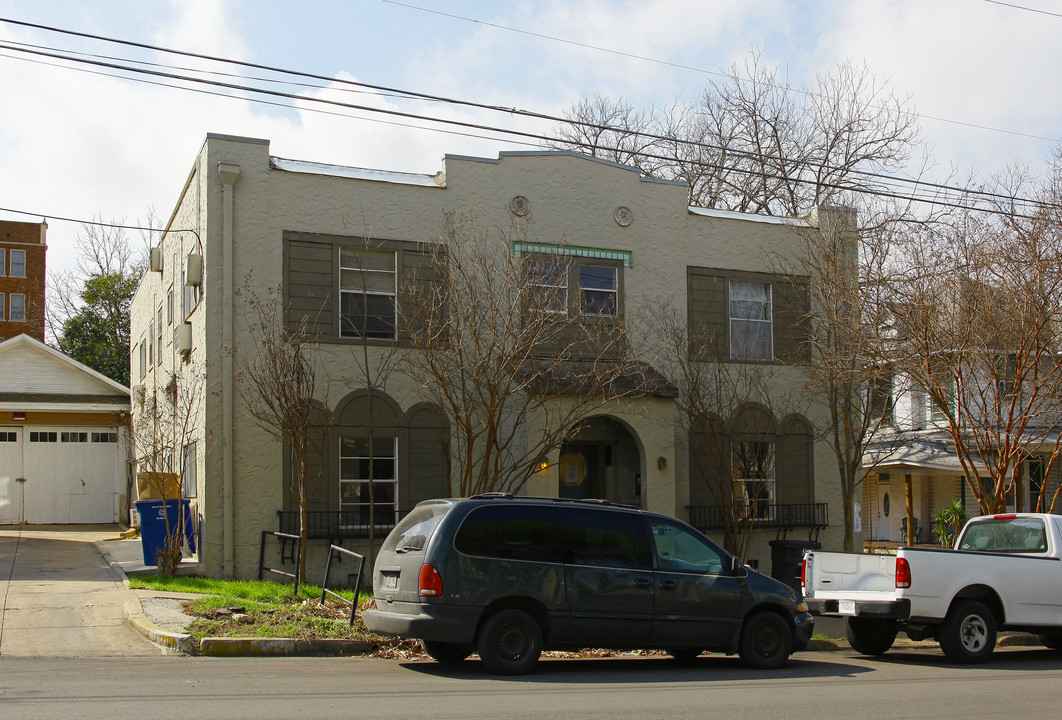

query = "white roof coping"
687;205;809;226
270;157;442;187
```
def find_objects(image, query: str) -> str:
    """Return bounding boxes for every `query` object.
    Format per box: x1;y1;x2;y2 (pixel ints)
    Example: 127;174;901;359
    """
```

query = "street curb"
95;539;197;656
200;637;377;656
124;599;198;655
804;638;841;651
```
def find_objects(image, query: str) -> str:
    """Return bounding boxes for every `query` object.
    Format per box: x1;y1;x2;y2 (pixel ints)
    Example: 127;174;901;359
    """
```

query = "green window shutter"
284;234;335;337
773;279;810;364
398;245;444;343
775;418;812;504
686;268;727;361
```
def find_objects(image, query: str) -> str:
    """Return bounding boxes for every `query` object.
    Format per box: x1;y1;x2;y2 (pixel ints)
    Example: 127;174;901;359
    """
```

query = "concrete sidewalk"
0;525;164;657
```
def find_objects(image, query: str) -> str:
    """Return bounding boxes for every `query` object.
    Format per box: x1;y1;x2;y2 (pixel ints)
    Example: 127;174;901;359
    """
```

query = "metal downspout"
218;162;240;576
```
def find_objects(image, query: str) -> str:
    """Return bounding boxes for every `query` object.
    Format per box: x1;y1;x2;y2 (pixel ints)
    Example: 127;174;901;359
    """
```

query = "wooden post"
905;473;914;545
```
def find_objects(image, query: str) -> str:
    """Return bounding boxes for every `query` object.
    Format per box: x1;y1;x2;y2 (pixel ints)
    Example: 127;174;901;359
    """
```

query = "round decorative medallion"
614;206;633;227
510;195;530;216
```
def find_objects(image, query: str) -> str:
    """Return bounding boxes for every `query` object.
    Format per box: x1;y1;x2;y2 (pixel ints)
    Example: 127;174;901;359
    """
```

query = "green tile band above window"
513;242;633;267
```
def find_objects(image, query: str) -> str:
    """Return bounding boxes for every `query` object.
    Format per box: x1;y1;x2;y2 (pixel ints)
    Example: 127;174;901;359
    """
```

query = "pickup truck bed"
802;513;1062;663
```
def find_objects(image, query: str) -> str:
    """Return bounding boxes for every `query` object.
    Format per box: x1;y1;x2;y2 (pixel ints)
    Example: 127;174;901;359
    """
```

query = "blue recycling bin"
135;499;195;566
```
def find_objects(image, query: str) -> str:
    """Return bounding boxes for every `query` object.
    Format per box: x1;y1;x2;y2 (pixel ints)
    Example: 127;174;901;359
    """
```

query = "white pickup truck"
802;513;1062;663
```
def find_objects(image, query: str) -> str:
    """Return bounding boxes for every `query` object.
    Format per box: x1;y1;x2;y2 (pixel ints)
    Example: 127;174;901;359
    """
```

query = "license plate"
383;573;398;590
838;599;856;615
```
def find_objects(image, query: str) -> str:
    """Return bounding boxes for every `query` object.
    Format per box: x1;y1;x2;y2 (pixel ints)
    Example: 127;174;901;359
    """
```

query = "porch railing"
687;502;829;535
276;509;405;540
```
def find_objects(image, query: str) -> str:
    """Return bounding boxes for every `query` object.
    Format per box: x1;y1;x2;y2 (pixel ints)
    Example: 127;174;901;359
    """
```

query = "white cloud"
1;0;1058;280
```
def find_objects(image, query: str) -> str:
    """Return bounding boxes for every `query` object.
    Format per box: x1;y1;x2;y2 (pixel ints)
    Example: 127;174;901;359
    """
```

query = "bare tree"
400;212;660;497
130;365;202;576
645;300;804;560
548;92;663;174
334;235;402;569
782;208;910;550
235;282;329;584
549;52;923;217
47;211;155;342
892;172;1062;514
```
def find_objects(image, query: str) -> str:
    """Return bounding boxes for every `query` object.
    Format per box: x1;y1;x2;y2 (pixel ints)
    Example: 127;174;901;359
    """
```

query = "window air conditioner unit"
177;322;192;355
185;253;203;286
149;247;163;272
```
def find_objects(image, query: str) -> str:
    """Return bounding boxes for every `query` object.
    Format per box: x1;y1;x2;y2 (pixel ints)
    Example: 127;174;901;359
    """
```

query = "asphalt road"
2;646;1061;720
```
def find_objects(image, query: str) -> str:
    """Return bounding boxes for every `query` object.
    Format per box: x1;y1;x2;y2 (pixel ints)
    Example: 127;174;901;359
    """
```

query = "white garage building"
0;334;130;524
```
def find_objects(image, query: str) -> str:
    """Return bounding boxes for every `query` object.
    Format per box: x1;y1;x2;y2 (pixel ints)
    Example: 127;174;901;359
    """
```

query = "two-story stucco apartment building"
131;133;852;579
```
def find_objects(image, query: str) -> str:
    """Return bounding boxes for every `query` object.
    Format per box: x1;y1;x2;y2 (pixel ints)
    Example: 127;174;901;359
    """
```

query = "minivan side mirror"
729;555;743;575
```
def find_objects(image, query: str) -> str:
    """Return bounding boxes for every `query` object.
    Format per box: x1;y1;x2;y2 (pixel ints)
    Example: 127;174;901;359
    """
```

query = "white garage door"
0;426;123;524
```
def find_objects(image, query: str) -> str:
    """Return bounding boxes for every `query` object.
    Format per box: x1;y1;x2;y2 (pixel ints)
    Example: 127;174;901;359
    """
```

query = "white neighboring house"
0;334;130;524
861;370;1060;544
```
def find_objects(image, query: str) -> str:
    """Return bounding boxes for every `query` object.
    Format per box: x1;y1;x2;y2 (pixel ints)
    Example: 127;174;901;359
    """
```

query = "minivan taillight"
419;563;444;597
801;557;807;590
895;557;912;589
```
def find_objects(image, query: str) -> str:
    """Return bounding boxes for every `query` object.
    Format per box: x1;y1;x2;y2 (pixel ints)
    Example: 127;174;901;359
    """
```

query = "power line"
0;13;1055;202
0;14;1048;210
0;18;1053;217
984;0;1062;19
380;0;1061;145
0;205;199;241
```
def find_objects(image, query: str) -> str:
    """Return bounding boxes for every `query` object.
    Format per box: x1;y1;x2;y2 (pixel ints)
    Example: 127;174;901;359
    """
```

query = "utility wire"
984;0;1062;19
380;0;1061;145
0;18;1054;216
0;38;1002;215
0;15;1050;209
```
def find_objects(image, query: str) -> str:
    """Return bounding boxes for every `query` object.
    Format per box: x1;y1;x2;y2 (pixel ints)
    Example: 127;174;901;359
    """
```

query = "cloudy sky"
1;0;1059;272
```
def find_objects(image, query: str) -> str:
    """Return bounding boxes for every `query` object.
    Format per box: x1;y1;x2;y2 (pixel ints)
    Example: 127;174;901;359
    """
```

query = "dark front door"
648;517;747;649
560;508;654;646
559;444;598;499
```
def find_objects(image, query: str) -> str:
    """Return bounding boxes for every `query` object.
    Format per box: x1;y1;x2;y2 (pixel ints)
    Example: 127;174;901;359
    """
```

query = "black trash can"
769;538;820;593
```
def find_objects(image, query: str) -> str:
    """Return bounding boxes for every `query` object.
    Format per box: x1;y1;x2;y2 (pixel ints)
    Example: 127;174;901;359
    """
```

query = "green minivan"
362;494;813;674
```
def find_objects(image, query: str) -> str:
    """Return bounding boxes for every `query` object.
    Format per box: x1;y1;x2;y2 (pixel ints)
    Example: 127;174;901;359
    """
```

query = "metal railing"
276;510;403;540
258;530;302;594
320;545;365;626
687;502;829;534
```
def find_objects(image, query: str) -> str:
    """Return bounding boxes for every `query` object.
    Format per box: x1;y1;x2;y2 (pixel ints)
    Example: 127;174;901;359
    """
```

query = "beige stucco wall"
131;134;849;578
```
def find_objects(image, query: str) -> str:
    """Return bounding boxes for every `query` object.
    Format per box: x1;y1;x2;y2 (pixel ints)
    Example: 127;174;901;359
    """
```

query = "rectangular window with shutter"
339;248;397;339
729;281;772;360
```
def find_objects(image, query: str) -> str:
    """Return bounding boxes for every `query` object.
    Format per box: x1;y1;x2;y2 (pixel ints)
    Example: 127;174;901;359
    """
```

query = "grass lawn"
130;574;392;647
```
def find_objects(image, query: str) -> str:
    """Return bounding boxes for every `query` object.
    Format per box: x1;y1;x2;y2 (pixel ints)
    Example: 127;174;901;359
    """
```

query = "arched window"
336;391;401;528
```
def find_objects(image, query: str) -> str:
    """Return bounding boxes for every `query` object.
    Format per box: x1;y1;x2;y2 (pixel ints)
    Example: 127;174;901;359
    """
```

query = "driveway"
0;525;161;657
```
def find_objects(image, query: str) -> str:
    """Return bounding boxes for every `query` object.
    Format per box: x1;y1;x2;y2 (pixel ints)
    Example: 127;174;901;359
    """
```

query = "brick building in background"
0;220;47;342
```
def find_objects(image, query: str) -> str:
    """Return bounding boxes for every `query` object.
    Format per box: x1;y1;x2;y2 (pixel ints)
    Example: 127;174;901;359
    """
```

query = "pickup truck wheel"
845;617;898;656
421;640;473;664
939;600;996;664
476;609;543;675
739;611;792;669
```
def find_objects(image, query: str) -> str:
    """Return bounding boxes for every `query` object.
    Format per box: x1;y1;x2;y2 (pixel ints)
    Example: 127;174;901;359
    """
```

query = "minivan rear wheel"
421;640;473;664
738;611;792;669
476;609;543;675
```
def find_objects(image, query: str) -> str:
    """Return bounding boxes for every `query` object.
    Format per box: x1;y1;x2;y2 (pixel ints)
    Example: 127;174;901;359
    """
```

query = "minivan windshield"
382;502;450;553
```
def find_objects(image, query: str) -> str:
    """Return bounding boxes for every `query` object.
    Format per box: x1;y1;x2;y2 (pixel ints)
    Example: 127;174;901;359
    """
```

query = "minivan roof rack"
466;493;638;510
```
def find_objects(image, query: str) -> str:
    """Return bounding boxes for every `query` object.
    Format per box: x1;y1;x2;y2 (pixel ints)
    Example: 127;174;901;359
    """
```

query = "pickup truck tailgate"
808;551;896;593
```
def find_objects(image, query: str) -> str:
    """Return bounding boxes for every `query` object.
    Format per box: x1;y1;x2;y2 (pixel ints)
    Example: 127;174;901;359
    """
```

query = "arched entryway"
558;416;642;506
